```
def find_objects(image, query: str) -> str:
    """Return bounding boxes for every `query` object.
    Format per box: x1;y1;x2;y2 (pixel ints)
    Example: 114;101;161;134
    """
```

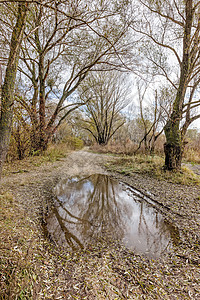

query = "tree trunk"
164;143;182;170
30;128;40;153
164;116;182;171
0;3;27;179
163;0;193;171
38;54;47;151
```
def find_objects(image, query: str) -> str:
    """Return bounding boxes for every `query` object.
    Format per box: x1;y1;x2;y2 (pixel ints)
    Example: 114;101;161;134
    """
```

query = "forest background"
1;0;200;176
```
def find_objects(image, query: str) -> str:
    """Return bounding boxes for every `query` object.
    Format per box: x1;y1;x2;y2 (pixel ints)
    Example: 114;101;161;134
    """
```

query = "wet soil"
1;150;200;299
46;174;180;258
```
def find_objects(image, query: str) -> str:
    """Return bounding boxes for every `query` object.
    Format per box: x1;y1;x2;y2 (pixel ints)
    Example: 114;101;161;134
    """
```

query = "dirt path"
1;150;108;218
1;150;200;299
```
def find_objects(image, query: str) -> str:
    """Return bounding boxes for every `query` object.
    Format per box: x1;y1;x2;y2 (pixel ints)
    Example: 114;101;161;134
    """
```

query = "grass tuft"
106;154;200;185
43;143;69;162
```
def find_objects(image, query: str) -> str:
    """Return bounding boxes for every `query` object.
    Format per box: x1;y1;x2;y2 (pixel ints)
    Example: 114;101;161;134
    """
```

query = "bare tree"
134;82;172;154
16;0;133;151
0;0;133;180
132;0;200;170
77;71;130;145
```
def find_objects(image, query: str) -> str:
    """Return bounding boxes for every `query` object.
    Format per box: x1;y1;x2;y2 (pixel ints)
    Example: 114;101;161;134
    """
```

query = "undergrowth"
106;154;200;185
3;143;72;175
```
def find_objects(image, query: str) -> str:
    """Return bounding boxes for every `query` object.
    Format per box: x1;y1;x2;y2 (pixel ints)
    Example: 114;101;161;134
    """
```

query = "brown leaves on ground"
0;150;200;299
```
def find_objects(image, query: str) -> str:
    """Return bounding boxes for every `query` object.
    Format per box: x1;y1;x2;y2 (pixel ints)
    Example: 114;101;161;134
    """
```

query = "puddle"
45;174;179;257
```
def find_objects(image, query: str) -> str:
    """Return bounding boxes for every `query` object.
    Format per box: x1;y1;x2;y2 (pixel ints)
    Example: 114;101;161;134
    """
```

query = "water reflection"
46;174;179;257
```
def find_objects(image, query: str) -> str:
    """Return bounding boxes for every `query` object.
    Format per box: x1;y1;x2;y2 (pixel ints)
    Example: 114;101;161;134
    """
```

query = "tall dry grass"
183;147;200;163
90;139;164;156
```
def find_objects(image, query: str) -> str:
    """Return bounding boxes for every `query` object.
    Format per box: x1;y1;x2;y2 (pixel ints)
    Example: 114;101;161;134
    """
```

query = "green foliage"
43;144;68;162
30;149;41;157
63;136;84;150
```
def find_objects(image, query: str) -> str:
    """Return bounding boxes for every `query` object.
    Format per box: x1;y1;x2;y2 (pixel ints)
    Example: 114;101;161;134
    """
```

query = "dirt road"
1;150;200;299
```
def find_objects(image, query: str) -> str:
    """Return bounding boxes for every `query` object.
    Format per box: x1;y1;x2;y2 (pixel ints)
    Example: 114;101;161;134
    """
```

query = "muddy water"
46;174;179;257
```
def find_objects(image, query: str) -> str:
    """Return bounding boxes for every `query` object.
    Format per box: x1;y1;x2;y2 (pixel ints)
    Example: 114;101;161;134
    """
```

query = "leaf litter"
0;150;199;299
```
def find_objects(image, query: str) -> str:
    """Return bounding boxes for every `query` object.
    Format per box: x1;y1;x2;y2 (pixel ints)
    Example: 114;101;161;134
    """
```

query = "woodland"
1;0;200;175
0;1;200;299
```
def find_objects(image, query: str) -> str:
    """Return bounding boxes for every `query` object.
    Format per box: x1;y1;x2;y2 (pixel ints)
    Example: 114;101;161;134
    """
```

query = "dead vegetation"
105;155;200;185
0;192;42;298
91;138;200;165
0;149;200;299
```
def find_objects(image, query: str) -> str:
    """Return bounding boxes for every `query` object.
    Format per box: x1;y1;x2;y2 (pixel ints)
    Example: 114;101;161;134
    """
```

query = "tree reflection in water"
46;174;179;257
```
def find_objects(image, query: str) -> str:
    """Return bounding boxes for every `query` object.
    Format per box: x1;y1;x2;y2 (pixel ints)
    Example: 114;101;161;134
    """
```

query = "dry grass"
0;192;40;298
91;141;200;165
0;150;200;299
106;154;200;185
0;144;72;298
91;141;137;156
43;143;70;161
183;147;200;164
90;140;200;185
3;143;71;176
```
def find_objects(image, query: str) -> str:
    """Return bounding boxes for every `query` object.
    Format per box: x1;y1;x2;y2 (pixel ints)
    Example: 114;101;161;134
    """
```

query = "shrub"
62;136;84;150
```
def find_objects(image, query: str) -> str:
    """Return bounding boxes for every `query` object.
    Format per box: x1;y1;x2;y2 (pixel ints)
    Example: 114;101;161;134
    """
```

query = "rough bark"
0;3;27;179
164;143;182;171
164;110;182;170
164;0;193;171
